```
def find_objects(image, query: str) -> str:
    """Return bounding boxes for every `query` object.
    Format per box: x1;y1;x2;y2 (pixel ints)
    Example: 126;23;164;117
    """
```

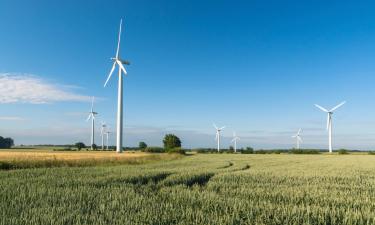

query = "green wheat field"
2;153;375;224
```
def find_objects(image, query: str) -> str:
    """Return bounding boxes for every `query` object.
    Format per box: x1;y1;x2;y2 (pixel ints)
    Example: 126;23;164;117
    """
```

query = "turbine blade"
220;126;226;130
326;114;330;130
116;19;122;59
117;60;127;75
297;128;302;135
298;136;303;143
104;62;116;87
91;96;94;112
213;123;218;129
86;113;92;121
330;101;346;112
315;104;329;112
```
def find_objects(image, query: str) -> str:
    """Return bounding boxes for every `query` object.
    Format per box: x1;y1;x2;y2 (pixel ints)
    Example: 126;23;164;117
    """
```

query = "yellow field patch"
0;150;150;161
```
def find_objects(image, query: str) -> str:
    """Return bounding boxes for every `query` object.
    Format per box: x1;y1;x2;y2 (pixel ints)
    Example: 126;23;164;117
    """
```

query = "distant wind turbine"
213;123;225;152
100;122;107;150
86;97;98;150
291;128;302;149
105;130;111;150
315;101;346;153
231;132;240;153
104;19;130;153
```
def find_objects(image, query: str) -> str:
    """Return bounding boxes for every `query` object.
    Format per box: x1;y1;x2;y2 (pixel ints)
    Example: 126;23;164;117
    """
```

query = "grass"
2;154;375;224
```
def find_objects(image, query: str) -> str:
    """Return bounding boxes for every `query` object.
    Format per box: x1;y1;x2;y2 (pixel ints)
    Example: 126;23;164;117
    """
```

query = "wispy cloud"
0;116;26;121
0;73;91;104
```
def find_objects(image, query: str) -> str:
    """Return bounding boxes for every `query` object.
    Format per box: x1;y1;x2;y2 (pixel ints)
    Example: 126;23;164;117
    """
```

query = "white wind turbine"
231;132;240;153
86;97;98;150
315;101;346;153
105;130;111;150
104;19;130;153
100;122;107;150
213;123;225;152
291;128;302;149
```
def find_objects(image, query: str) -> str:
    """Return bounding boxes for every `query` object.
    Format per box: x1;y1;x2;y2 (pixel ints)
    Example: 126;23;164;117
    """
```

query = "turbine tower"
213;123;225;152
315;101;346;153
86;97;98;150
100;122;107;150
231;131;240;153
104;19;130;153
105;130;111;150
291;128;302;149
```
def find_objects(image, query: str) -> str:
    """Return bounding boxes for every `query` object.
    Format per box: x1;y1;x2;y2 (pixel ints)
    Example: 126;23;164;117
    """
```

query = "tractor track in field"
217;161;234;169
102;162;251;191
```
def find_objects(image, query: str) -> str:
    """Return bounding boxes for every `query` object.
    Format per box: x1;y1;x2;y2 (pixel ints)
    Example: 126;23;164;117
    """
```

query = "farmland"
0;149;181;169
2;153;375;224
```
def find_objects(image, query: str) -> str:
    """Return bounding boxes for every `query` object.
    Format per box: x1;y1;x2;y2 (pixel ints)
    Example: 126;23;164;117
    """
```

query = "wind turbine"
291;128;302;149
100;122;107;150
315;101;346;153
231;132;240;153
86;97;98;150
213;123;225;152
104;19;130;153
105;130;111;150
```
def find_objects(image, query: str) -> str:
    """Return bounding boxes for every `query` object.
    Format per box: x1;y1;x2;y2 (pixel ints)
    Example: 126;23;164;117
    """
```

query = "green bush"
338;149;349;155
53;148;77;151
368;151;375;155
167;148;186;155
143;147;165;153
255;150;268;154
290;149;320;154
193;148;217;154
241;147;254;154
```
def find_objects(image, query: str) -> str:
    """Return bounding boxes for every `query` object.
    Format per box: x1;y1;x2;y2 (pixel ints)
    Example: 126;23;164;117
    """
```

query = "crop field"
0;150;180;169
2;154;375;224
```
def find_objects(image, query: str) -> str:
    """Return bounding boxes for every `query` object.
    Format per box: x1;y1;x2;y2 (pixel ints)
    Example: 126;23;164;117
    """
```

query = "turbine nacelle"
213;123;225;132
292;129;302;141
86;97;98;121
110;57;130;65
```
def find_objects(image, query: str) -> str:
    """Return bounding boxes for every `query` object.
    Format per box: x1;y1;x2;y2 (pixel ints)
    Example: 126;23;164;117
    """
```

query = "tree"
0;136;14;149
75;142;85;151
163;134;181;150
92;144;98;151
241;147;254;154
139;141;147;149
4;138;14;148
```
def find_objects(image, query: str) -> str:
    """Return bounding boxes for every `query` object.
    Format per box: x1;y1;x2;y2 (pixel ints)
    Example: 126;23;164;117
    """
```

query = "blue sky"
1;0;375;149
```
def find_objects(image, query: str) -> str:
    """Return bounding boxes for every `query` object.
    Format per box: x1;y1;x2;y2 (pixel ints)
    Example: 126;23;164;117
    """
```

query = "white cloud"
0;116;26;121
0;73;91;104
